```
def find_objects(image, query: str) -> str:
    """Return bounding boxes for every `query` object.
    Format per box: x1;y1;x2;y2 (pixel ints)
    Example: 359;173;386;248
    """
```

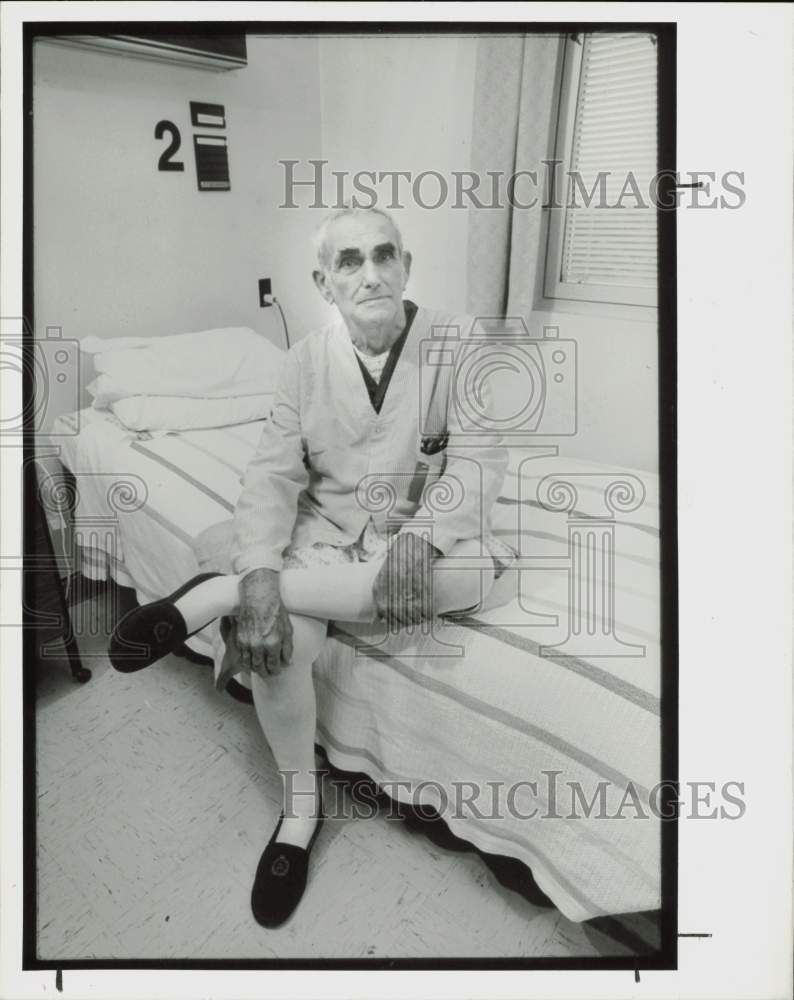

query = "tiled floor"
34;590;657;961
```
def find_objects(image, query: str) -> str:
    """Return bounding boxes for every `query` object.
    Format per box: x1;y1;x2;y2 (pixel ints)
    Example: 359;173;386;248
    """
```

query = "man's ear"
312;269;334;304
401;250;412;286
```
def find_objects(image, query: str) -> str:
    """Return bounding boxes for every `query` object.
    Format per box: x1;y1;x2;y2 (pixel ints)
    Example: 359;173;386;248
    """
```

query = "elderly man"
110;206;515;928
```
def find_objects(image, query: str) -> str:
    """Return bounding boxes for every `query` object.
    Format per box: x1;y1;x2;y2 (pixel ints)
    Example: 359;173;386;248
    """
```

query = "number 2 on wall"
154;120;185;172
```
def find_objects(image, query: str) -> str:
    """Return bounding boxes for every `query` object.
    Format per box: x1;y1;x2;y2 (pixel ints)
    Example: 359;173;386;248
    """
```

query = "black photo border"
20;17;678;975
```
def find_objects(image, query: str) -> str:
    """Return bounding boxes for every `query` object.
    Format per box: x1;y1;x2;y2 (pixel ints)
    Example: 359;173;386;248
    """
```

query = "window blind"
560;33;658;290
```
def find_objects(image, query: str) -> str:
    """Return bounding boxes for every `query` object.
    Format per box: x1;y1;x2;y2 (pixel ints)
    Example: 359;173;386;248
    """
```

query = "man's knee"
288;613;329;664
432;540;495;616
446;538;482;560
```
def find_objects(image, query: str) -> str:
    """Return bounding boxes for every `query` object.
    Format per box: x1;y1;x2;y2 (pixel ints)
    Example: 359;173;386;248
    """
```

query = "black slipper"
109;572;222;673
251;806;325;928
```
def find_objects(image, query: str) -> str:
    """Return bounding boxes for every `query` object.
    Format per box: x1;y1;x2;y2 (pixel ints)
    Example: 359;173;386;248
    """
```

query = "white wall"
317;35;477;320
33;36;327;422
528;310;659;473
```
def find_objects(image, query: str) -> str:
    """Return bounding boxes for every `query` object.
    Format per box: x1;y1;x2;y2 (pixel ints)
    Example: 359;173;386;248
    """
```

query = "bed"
48;399;662;928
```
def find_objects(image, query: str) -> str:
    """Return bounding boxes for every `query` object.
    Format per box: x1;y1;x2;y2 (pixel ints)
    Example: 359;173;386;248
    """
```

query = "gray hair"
312;205;404;270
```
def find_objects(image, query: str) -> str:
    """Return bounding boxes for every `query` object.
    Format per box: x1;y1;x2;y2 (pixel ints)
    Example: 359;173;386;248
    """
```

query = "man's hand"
373;532;441;627
215;567;293;691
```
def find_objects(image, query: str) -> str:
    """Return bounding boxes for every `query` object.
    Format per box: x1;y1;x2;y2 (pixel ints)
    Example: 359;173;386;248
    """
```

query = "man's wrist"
239;566;280;598
241;566;279;580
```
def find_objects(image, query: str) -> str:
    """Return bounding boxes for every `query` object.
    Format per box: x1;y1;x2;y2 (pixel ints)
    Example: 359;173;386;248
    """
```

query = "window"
543;32;659;309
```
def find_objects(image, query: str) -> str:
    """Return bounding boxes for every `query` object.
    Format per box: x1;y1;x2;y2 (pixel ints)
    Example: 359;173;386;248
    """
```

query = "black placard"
193;134;230;191
190;101;226;129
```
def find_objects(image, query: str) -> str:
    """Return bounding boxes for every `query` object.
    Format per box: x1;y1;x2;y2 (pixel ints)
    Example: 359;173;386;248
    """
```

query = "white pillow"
109;393;274;432
81;327;284;402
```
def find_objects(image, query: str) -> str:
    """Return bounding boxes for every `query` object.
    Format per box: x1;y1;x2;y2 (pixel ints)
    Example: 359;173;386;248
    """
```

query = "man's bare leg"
221;613;328;849
175;538;493;630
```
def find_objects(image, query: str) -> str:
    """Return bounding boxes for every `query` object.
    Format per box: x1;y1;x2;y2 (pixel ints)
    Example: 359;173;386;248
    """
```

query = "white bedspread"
51;408;661;923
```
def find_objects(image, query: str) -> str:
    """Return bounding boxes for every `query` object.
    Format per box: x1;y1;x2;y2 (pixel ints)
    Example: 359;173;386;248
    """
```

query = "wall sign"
190;101;226;128
154;103;230;191
193;134;230;191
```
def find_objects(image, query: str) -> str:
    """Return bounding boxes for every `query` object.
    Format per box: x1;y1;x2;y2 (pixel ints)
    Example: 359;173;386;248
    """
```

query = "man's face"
313;213;411;330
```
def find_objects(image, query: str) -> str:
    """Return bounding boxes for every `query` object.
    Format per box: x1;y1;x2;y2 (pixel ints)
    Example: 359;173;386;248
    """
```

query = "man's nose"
361;258;380;286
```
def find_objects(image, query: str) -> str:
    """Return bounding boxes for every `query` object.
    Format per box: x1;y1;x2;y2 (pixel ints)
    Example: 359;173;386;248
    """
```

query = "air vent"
44;33;247;71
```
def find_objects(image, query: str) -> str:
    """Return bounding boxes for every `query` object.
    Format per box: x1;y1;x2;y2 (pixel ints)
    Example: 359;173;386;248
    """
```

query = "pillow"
109;393;274;432
81;327;285;402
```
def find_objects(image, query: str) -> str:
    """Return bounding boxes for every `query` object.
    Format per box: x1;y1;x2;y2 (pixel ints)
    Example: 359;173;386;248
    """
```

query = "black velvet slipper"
251;807;325;928
109;572;222;673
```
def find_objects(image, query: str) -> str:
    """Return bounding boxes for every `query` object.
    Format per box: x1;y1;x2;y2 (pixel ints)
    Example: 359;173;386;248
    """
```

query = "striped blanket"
52;408;661;923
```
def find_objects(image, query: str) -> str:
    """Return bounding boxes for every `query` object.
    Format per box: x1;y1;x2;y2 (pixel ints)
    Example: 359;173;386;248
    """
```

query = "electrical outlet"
258;278;272;307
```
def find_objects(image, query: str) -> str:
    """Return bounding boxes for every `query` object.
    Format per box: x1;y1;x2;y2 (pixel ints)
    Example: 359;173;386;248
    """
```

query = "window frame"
539;33;659;315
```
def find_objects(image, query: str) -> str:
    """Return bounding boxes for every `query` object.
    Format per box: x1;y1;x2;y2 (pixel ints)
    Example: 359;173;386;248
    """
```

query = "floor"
34;587;660;961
